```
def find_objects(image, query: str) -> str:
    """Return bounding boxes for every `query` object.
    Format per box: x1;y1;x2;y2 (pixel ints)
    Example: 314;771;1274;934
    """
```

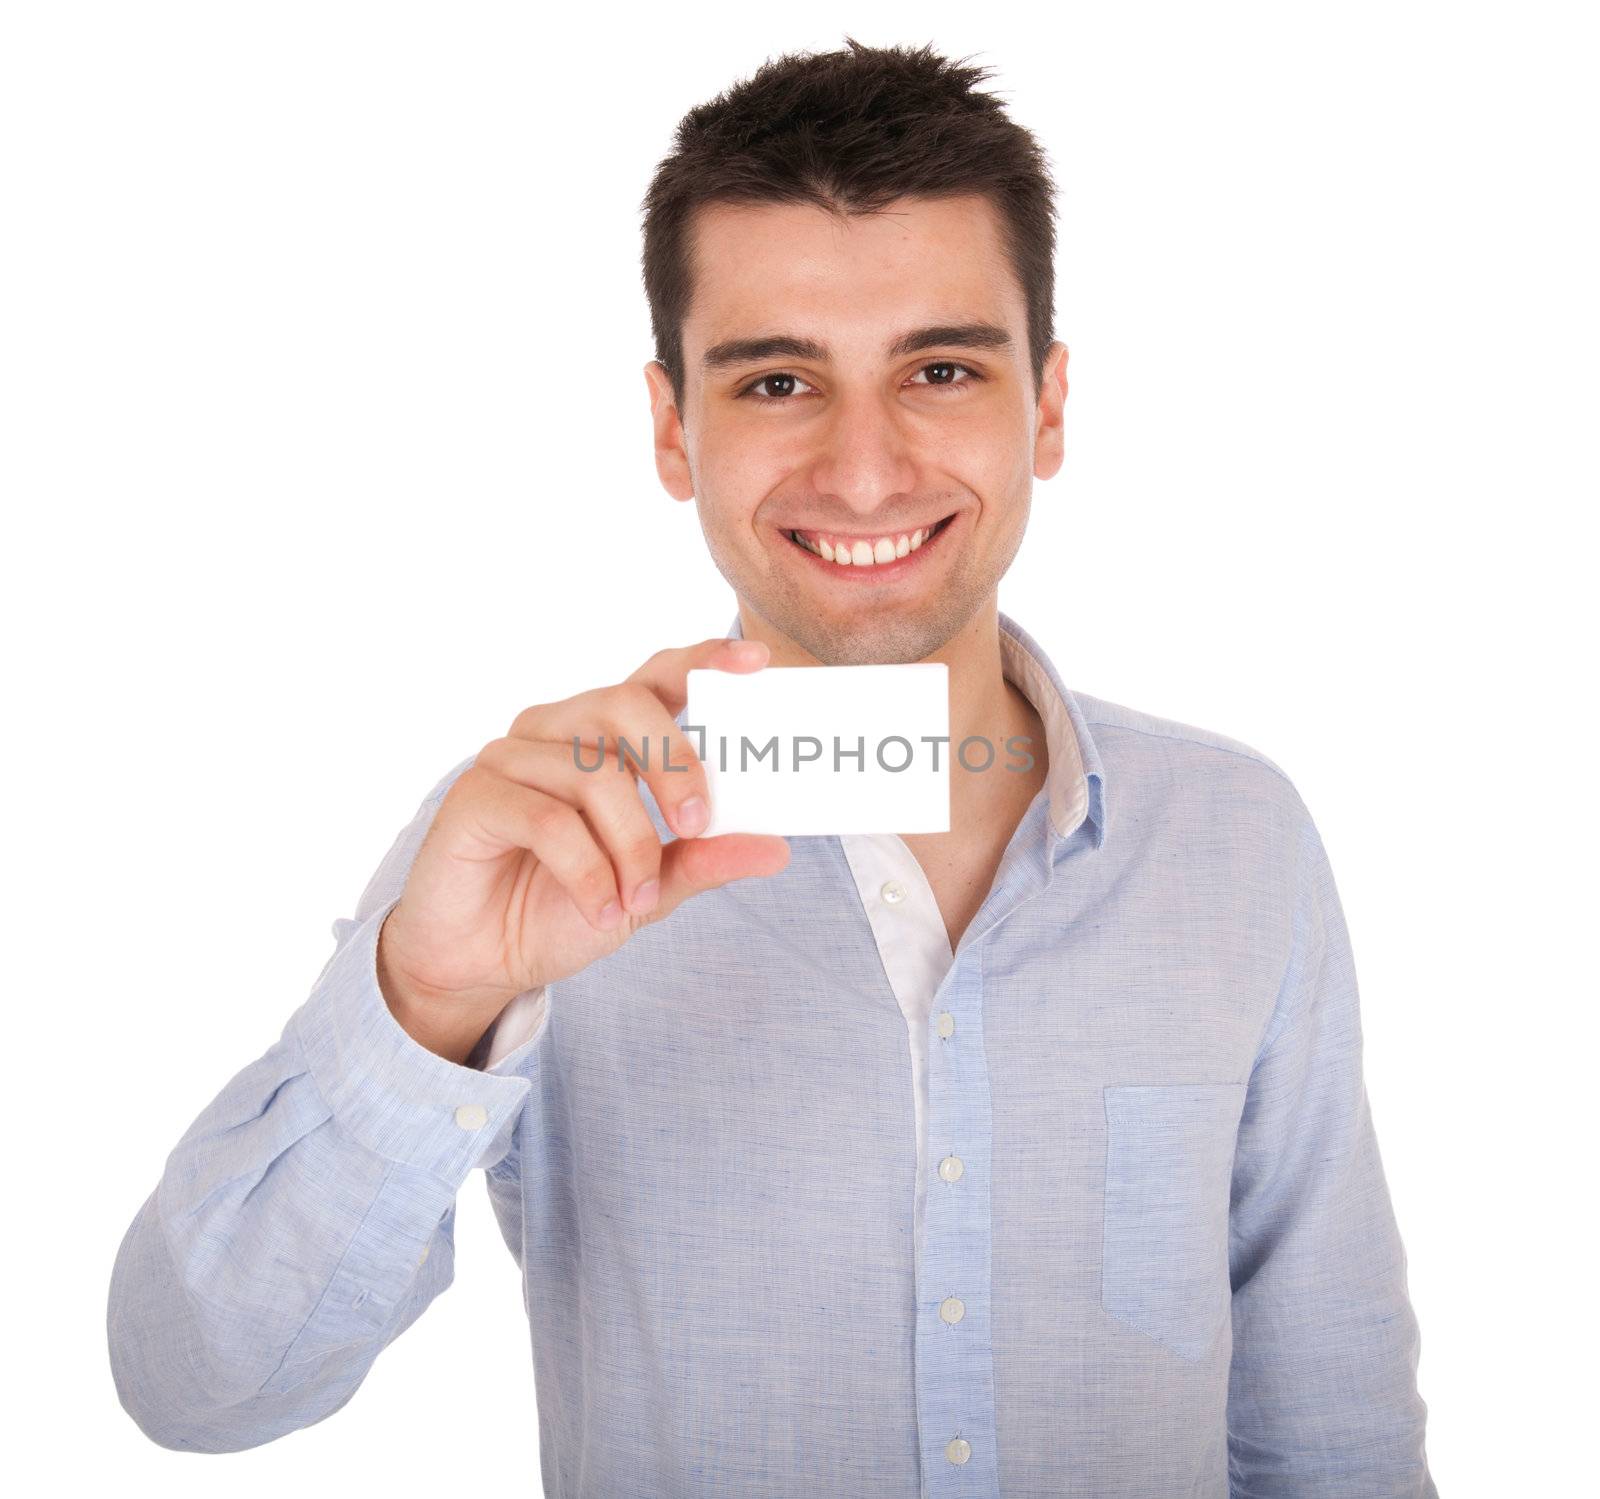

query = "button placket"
839;830;997;1489
918;948;1001;1493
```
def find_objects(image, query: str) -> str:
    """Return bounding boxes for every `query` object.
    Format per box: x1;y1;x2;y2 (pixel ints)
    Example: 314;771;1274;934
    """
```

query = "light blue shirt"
108;610;1436;1496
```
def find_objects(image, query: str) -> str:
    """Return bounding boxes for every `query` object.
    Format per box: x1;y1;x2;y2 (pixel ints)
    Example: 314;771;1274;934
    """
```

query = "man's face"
647;193;1067;666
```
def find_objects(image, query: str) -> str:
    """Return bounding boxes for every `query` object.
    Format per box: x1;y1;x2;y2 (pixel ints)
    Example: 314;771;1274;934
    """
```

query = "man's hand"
376;636;791;1060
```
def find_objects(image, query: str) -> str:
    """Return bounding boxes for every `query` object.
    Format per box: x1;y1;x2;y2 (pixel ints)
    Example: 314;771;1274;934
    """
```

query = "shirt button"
418;1243;431;1266
880;879;907;905
454;1103;488;1131
946;1436;972;1465
936;1011;955;1039
938;1154;964;1182
940;1295;966;1325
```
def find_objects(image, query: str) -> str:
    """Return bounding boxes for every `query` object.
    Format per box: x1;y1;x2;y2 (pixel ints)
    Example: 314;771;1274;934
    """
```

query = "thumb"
649;832;791;923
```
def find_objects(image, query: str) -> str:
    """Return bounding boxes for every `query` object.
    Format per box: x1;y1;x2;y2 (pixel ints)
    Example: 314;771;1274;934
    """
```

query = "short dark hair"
640;36;1059;412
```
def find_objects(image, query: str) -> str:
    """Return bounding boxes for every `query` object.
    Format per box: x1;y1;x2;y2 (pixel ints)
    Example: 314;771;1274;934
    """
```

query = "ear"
644;361;694;501
1032;341;1069;482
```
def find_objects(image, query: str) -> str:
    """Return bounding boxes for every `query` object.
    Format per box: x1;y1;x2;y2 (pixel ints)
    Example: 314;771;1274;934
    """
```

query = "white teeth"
791;519;945;567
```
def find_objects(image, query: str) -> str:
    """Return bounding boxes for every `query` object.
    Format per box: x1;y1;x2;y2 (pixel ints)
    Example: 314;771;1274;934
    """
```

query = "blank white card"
684;662;950;836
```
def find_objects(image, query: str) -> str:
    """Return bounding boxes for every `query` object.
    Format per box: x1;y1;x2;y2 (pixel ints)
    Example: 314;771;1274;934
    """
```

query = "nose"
805;385;921;520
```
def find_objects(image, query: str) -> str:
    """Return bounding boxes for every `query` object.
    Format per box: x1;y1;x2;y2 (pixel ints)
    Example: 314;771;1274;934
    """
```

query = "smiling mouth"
784;512;958;568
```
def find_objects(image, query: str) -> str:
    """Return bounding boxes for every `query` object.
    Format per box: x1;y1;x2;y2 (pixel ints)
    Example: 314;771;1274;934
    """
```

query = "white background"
4;2;1594;1492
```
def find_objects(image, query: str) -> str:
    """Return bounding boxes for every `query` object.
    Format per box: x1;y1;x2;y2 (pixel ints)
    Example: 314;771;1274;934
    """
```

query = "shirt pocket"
1100;1082;1249;1362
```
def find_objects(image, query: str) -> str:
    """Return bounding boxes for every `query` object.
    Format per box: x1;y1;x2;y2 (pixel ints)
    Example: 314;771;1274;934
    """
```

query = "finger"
610;637;770;833
508;680;719;842
510;636;765;742
646;832;791;926
461;770;624;932
475;735;666;915
506;689;709;841
624;634;769;717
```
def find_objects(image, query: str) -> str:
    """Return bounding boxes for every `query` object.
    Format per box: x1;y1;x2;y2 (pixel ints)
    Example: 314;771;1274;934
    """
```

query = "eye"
908;361;983;390
737;371;820;404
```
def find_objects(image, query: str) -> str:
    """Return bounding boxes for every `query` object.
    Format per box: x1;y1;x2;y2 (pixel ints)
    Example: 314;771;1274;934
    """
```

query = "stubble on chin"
746;562;988;667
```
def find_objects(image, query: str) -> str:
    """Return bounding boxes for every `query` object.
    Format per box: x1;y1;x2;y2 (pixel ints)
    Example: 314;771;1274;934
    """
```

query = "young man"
108;38;1436;1497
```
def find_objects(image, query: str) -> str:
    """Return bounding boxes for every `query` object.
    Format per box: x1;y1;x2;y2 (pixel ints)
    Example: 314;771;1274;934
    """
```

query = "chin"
772;602;971;668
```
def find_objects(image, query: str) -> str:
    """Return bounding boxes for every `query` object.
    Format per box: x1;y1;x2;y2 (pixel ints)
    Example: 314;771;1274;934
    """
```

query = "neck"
733;596;1048;838
938;602;1047;836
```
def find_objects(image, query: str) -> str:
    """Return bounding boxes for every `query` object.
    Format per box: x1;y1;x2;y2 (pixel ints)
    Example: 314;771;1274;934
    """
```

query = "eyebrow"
699;322;1014;373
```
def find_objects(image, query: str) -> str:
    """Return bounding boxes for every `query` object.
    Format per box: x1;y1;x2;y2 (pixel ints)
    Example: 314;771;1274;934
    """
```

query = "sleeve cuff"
291;895;533;1177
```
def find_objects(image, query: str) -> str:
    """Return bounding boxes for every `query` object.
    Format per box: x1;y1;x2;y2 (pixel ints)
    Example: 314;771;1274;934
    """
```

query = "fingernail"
628;879;659;914
598;900;622;929
677;796;708;835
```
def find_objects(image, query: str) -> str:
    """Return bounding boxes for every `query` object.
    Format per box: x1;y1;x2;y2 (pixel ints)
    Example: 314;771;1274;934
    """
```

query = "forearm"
108;761;534;1450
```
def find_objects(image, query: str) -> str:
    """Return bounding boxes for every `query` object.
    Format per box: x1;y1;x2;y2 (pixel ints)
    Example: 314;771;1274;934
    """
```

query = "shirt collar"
996;610;1108;850
721;609;1108;852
